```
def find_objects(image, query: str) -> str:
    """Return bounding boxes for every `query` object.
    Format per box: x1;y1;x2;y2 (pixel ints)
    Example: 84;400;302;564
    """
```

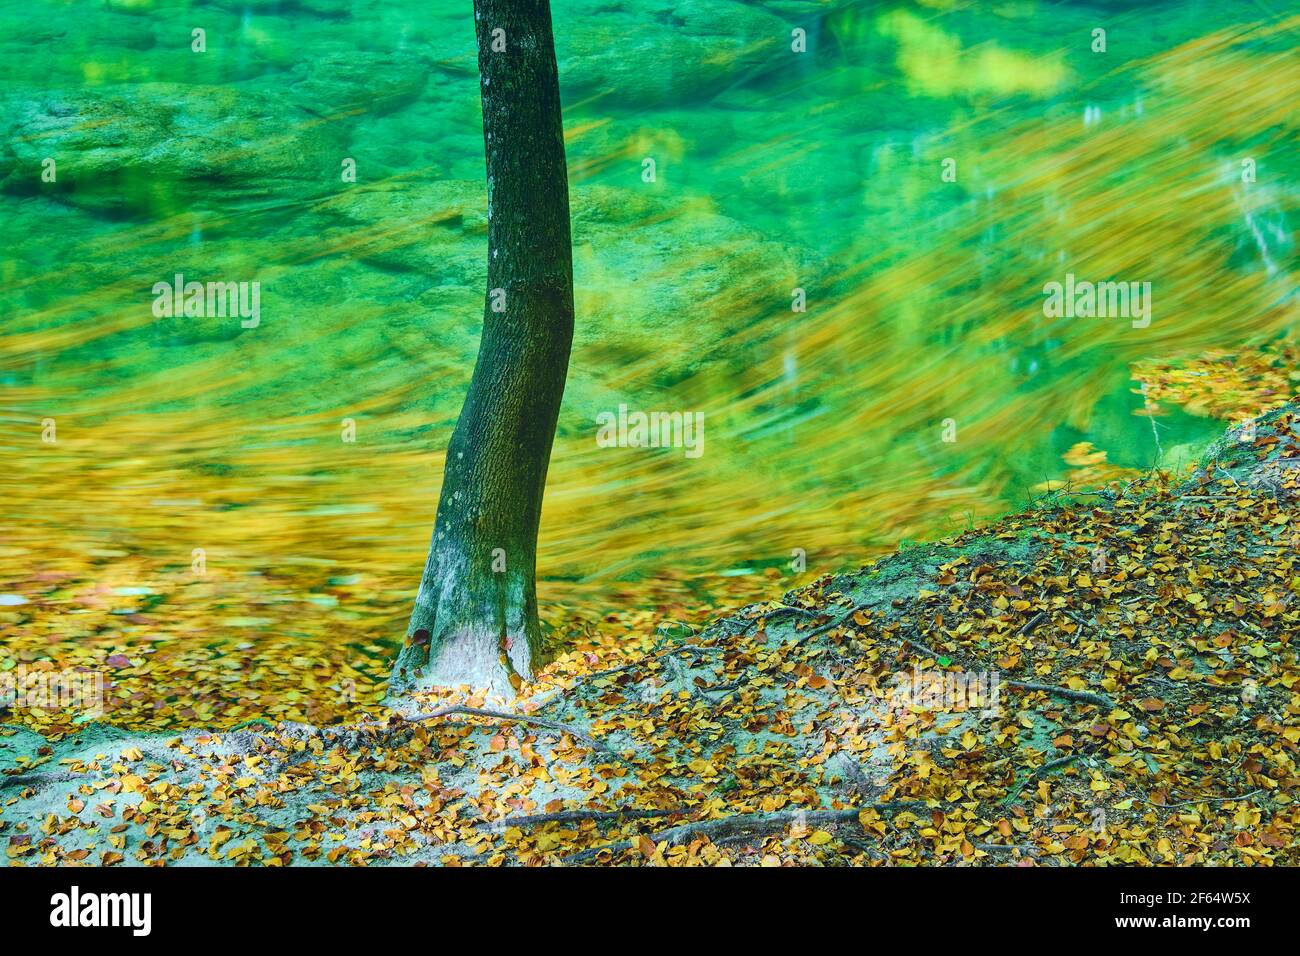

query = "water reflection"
0;0;1295;625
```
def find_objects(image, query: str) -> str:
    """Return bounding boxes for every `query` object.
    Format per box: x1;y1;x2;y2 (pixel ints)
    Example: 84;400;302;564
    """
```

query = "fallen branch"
893;630;1112;709
975;842;1041;857
561;801;931;864
1017;612;1047;636
1148;789;1262;810
486;807;680;829
763;604;821;621
791;605;864;647
1006;680;1112;708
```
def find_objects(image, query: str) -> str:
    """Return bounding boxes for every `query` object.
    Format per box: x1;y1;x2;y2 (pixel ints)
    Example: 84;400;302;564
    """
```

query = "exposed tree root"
401;705;619;758
562;802;931;864
0;771;74;790
1002;748;1098;806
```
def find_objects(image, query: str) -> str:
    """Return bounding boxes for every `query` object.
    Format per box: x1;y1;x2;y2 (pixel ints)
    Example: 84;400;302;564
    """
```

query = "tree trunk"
388;0;573;702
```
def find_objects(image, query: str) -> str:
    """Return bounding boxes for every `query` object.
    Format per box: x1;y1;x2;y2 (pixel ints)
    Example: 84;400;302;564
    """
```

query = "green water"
1;0;1297;610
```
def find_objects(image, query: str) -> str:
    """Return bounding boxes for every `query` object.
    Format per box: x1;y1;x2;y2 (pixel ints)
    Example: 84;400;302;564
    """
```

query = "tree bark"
388;0;573;702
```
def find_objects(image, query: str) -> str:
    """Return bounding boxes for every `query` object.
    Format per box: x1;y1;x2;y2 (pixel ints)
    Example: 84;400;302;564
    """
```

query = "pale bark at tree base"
386;565;542;705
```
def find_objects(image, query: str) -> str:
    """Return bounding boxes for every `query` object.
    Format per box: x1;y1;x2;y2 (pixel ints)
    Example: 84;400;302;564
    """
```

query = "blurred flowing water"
1;0;1297;666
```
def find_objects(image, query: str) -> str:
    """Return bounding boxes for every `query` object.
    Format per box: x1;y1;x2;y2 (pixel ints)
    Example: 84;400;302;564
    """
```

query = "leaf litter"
3;391;1299;867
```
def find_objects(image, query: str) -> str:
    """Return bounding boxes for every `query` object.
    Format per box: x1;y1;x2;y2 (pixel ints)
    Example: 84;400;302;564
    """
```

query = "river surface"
1;0;1296;639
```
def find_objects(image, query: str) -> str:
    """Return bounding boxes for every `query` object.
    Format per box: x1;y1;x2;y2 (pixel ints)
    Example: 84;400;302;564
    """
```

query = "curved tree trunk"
388;0;573;702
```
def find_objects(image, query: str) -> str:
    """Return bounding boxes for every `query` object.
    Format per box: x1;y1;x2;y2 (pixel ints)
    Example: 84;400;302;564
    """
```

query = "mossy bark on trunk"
388;0;573;702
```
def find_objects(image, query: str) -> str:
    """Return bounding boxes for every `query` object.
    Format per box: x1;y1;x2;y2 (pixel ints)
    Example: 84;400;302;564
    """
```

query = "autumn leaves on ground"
2;2;1298;867
3;372;1299;866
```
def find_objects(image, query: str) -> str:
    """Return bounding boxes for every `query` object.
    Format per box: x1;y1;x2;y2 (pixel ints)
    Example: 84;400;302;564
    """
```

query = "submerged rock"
422;0;792;110
0;84;348;216
277;49;433;119
553;0;791;108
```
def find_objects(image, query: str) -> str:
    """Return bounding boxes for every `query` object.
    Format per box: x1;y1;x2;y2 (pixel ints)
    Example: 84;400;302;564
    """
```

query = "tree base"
386;626;521;705
386;568;542;707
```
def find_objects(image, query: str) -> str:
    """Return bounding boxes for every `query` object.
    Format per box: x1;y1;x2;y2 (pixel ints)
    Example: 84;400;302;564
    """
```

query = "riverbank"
4;402;1297;866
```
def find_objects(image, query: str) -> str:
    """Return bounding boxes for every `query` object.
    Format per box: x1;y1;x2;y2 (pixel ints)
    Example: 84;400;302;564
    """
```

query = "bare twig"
703;681;744;695
790;606;861;647
1005;680;1113;708
904;638;967;667
767;604;821;620
1017;612;1047;636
